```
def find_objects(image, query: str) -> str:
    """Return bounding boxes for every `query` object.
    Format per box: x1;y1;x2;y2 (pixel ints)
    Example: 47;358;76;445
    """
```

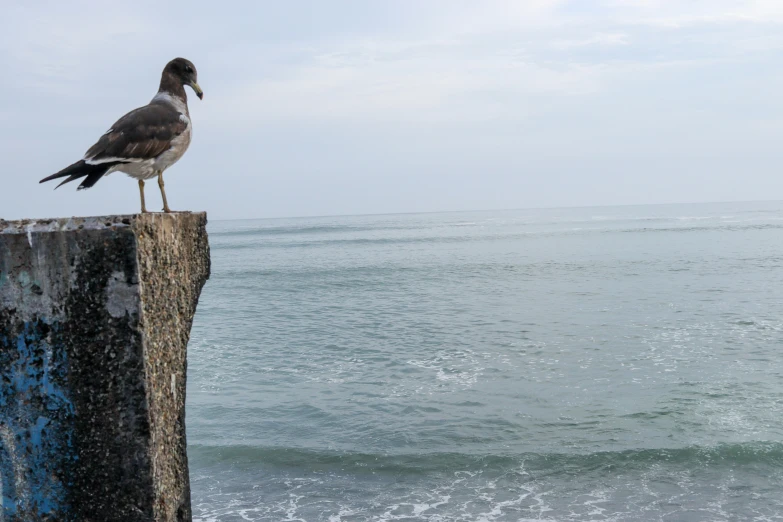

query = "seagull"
40;57;204;213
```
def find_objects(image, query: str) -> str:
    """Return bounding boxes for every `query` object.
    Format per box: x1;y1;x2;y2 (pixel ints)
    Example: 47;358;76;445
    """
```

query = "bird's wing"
83;103;188;165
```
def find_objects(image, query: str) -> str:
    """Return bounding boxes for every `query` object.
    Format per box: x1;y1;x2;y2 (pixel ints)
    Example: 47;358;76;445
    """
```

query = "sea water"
187;201;783;521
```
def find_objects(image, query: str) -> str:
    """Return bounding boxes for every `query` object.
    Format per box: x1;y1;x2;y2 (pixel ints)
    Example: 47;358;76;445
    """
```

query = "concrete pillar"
0;213;210;522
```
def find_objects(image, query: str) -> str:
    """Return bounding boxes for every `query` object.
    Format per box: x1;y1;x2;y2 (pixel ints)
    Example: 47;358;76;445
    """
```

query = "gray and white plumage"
40;57;203;211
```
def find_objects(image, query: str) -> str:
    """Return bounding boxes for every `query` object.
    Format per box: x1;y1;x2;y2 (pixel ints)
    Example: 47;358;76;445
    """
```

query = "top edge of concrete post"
0;212;210;522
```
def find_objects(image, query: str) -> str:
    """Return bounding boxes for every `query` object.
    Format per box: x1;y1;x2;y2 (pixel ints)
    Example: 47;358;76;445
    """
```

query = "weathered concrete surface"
0;213;210;521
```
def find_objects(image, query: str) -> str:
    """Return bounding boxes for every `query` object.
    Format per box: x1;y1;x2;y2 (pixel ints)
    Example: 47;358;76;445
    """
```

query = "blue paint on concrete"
0;320;74;519
16;270;30;286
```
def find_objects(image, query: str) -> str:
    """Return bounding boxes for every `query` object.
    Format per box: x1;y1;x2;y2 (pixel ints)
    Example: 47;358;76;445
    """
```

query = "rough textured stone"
0;213;210;522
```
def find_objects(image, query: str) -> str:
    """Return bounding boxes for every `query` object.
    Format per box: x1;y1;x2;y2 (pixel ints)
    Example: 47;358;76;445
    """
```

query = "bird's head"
164;57;203;100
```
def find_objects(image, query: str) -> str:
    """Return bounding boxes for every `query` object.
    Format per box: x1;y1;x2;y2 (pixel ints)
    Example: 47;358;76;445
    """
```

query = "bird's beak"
190;81;204;100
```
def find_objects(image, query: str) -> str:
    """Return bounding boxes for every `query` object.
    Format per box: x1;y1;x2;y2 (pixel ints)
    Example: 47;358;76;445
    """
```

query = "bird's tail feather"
40;160;123;190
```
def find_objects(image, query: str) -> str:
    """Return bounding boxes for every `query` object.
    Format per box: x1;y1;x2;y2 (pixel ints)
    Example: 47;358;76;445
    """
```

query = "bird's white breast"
150;93;193;173
154;123;192;172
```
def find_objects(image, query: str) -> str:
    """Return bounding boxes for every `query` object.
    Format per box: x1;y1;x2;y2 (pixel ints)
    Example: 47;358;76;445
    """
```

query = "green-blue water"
187;202;783;521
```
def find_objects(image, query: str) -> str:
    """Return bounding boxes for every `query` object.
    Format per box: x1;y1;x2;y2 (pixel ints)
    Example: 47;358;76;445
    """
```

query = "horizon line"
209;198;783;223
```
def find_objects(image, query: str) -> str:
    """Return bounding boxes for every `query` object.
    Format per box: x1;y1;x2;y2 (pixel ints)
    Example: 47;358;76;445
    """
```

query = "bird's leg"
158;171;171;213
138;179;148;213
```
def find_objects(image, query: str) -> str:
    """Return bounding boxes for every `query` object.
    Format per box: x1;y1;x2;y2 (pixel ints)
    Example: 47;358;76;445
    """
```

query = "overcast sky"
1;0;782;220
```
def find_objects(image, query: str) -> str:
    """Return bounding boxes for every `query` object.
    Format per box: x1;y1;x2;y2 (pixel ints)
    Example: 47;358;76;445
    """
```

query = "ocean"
186;201;783;521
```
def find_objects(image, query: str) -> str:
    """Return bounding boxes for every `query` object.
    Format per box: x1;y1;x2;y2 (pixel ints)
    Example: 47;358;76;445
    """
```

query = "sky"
1;0;783;220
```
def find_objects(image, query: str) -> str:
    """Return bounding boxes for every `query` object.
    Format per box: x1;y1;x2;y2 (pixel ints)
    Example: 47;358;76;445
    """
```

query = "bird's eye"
185;65;193;74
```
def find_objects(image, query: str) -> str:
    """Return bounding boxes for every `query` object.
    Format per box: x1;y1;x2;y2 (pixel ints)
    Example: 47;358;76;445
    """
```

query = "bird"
40;57;204;213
